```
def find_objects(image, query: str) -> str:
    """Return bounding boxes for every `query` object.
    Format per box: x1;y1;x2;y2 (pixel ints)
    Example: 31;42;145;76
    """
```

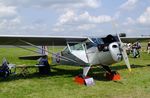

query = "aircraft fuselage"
53;35;122;66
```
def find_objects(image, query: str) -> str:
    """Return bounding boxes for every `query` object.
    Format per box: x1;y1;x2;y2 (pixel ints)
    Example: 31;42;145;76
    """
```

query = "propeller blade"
111;20;131;71
117;34;131;72
121;45;131;72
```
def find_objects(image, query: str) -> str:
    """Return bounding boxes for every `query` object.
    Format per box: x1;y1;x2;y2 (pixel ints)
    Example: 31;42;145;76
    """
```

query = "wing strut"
19;40;80;64
14;45;41;54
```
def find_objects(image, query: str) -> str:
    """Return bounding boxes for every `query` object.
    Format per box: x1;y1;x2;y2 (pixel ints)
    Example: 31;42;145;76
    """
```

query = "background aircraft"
0;34;149;83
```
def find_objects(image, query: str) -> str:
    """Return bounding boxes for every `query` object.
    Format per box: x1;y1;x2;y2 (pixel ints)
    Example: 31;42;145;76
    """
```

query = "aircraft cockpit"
89;34;119;52
63;42;84;53
63;35;119;53
68;43;84;51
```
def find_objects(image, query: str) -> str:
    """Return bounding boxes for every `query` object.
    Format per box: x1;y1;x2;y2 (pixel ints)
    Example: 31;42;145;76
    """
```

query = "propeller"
111;20;131;72
117;34;131;72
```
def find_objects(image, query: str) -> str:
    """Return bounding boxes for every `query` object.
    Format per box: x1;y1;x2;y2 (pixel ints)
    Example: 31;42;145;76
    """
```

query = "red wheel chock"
74;75;95;86
74;76;85;85
105;72;121;81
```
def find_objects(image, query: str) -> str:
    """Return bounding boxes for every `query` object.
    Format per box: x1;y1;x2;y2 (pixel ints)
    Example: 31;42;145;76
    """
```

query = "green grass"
0;46;150;98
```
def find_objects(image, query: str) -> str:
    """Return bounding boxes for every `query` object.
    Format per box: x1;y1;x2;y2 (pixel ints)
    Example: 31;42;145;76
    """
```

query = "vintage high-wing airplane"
0;34;149;83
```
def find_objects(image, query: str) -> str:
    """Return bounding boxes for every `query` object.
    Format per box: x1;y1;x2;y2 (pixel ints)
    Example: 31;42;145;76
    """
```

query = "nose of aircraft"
109;42;122;62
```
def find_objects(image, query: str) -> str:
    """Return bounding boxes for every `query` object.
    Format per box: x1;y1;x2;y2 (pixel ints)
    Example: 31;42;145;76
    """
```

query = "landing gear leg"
101;65;121;81
74;66;94;86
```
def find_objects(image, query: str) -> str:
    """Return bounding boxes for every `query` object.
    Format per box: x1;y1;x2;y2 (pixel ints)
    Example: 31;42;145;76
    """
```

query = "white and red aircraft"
0;34;149;83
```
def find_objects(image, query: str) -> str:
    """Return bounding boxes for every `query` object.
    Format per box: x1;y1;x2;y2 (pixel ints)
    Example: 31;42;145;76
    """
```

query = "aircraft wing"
121;36;150;43
0;35;88;46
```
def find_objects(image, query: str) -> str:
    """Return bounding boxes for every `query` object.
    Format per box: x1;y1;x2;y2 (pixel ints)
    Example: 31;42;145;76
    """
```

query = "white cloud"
57;10;112;26
122;7;150;26
0;0;99;9
0;3;22;34
0;17;21;34
54;10;112;33
0;0;101;35
0;2;53;35
85;0;99;8
0;3;17;18
137;7;150;25
123;17;135;25
120;6;150;36
0;3;48;35
79;11;112;23
120;0;139;10
77;24;96;30
57;9;76;25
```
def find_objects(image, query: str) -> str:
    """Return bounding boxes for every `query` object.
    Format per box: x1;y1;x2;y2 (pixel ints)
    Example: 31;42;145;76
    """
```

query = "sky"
0;0;150;36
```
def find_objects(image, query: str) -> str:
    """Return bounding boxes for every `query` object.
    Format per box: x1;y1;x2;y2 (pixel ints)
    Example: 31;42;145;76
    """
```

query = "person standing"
136;41;141;57
132;41;141;58
147;41;150;54
132;43;138;58
126;43;132;55
38;56;51;75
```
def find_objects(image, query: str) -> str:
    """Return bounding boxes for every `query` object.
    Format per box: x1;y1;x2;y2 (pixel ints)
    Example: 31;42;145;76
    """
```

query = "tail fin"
39;46;52;65
38;46;48;55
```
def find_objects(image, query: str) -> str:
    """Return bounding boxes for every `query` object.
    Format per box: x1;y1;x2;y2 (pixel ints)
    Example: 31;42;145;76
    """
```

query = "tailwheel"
105;71;121;81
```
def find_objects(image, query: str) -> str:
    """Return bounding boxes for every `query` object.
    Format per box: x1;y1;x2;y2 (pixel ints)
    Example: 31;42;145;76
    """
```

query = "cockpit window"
86;42;95;49
91;38;104;45
69;43;84;50
86;35;118;51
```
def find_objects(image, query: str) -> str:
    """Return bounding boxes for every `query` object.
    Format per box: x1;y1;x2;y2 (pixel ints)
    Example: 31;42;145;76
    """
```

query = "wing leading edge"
0;35;88;46
121;36;150;43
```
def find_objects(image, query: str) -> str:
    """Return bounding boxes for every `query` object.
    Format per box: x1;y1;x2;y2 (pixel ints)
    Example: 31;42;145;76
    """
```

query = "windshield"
69;43;84;50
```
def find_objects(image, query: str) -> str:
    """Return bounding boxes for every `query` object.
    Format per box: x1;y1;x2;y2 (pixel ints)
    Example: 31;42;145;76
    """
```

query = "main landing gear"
101;65;121;81
74;65;121;85
74;66;95;86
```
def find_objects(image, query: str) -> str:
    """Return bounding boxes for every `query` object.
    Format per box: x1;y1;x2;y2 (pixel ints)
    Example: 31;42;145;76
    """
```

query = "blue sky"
0;0;150;36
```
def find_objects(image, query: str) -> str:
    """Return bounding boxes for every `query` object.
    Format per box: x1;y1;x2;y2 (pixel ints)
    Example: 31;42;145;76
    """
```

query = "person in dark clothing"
147;41;150;54
38;56;51;75
0;59;10;78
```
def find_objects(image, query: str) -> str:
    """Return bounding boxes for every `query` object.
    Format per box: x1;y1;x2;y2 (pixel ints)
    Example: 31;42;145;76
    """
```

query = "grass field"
0;45;150;98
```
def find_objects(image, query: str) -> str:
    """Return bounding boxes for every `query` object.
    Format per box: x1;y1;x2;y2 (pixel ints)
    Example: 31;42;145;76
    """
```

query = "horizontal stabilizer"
19;55;47;60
